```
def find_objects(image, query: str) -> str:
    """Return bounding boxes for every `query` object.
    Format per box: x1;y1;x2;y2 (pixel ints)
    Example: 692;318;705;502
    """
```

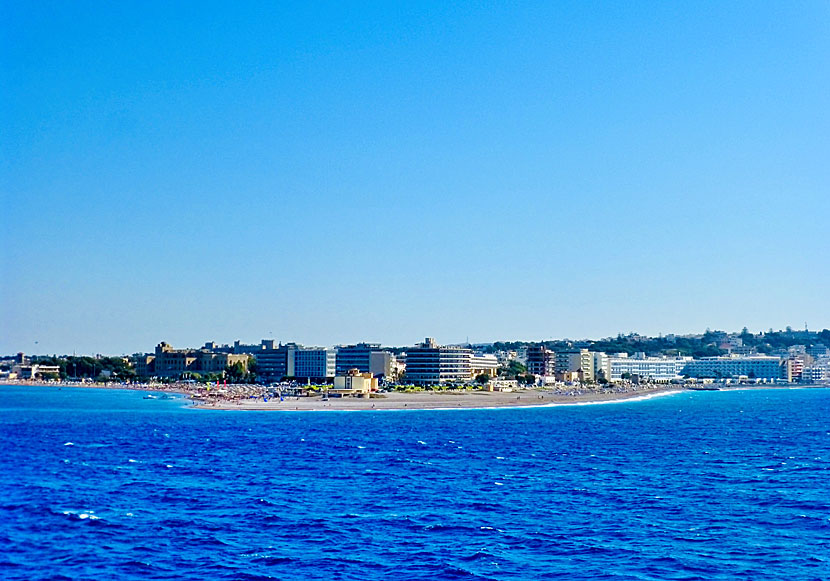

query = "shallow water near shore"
2;385;829;580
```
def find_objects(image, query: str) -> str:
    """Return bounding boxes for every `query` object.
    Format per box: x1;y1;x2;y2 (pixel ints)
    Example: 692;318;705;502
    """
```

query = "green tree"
475;373;491;385
224;361;248;383
499;360;527;378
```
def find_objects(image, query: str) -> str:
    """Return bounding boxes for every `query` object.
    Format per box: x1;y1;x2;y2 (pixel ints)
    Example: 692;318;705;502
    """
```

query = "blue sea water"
1;386;829;580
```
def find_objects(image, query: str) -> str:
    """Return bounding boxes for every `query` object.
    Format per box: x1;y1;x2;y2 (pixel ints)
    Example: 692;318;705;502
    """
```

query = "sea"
1;385;829;580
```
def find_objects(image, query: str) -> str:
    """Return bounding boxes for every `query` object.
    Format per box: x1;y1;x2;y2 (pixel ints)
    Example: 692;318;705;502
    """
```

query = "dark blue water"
1;386;829;580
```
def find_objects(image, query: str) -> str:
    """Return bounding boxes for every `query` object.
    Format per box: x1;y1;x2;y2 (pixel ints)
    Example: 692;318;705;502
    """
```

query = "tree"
499;360;527;379
224;361;248;383
475;373;491;385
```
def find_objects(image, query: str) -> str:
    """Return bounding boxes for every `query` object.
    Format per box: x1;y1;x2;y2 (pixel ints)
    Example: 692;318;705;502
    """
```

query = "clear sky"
2;2;829;355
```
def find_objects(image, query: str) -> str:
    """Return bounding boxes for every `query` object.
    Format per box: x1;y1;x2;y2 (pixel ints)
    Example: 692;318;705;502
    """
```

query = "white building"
593;352;610;382
681;355;782;381
405;338;472;385
292;348;336;380
470;353;500;378
608;354;690;383
556;349;594;381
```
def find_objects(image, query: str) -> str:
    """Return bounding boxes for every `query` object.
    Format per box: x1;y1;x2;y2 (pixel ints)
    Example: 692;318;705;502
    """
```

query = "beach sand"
196;385;685;411
7;380;825;412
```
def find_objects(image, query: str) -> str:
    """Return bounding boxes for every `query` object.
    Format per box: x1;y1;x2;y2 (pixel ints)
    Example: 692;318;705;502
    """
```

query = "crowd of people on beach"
5;376;672;406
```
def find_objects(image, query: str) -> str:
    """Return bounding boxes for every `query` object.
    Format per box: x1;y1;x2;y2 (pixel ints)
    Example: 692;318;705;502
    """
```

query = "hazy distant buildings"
405;338;471;386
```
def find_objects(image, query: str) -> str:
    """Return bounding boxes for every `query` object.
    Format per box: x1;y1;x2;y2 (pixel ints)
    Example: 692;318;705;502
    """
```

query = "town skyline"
6;324;829;358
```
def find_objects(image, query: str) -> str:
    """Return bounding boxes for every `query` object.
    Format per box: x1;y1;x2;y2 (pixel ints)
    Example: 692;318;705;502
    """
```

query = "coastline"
3;380;826;412
193;385;691;411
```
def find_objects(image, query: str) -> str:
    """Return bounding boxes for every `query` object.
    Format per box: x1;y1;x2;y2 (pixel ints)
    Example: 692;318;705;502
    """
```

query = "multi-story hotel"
607;354;690;383
405;338;472;385
335;343;395;378
681;355;783;380
526;344;556;377
470;353;500;378
555;348;594;381
292;347;336;381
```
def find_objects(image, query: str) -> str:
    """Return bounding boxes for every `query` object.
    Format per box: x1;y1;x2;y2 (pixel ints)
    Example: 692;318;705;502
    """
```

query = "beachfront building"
140;342;250;379
253;343;298;383
681;355;783;381
607;354;690;383
526;344;556;377
405;338;472;386
370;351;398;380
292;347;336;382
11;363;61;380
470;353;500;378
802;360;830;383
335;342;379;374
593;352;611;382
330;368;378;397
781;357;805;383
555;349;594;382
133;355;155;378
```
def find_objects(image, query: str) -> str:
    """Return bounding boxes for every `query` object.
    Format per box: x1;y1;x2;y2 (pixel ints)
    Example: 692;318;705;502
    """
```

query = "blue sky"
2;2;829;355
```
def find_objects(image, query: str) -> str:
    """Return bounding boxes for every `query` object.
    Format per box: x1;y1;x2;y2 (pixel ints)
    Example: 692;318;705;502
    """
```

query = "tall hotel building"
526;344;556;376
405;338;472;385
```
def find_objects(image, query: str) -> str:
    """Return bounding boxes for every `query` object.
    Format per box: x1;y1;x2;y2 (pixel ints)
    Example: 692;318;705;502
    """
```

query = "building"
254;343;298;382
335;343;379;375
593;352;610;382
555;349;594;382
807;344;830;358
331;369;378;397
138;342;250;379
608;354;690;383
781;357;805;383
12;363;61;380
369;351;397;380
470;353;500;378
292;347;336;381
405;338;472;386
133;355;155;378
801;366;827;383
681;355;783;381
526;344;556;377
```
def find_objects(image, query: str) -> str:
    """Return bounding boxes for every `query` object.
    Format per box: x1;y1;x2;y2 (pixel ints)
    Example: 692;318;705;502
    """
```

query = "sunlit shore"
5;379;825;411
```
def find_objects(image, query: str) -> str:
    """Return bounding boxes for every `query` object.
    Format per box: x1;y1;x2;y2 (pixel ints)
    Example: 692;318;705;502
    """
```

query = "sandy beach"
5;380;826;412
195;385;686;411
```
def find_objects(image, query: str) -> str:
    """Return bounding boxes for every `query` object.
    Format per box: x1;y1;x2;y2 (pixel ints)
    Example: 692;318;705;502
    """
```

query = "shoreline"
194;385;687;412
2;380;827;412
